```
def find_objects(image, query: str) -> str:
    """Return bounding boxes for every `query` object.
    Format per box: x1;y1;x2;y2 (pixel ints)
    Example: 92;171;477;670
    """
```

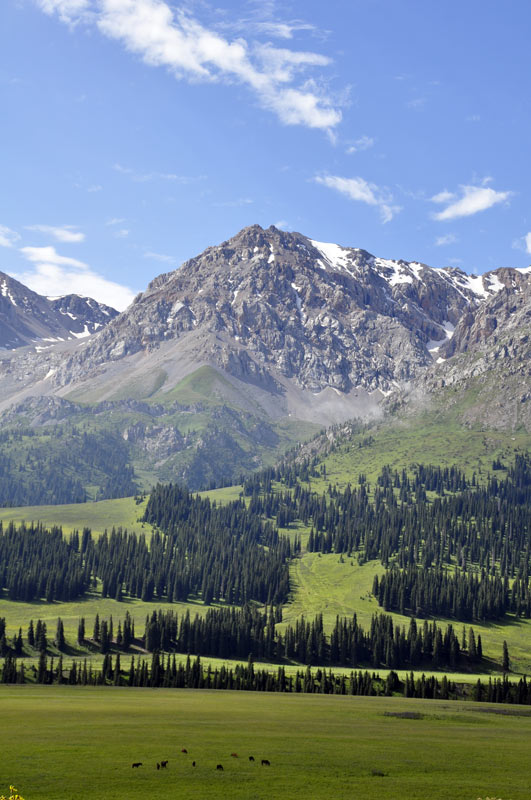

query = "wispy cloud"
212;197;253;208
16;245;135;310
226;18;317;41
431;181;512;221
346;135;374;154
435;233;458;247
38;0;342;132
38;0;92;24
26;224;85;243
113;163;206;183
406;97;426;109
144;251;176;265
513;232;531;255
314;174;401;223
0;225;20;248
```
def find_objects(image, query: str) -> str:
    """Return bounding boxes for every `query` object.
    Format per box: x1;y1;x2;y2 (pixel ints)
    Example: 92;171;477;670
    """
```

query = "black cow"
192;761;196;767
131;763;142;768
249;756;255;762
156;763;160;770
216;764;224;771
261;759;271;766
160;760;168;768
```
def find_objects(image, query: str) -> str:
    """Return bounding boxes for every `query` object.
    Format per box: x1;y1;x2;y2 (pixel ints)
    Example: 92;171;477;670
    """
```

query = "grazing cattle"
192;761;196;767
230;752;238;758
181;748;188;754
160;760;168;768
131;763;142;768
261;759;271;766
156;763;160;770
216;764;224;771
249;756;255;762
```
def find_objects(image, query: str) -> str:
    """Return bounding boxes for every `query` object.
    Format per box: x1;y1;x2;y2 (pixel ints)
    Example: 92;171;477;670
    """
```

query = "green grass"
2;686;531;800
157;365;239;408
286;552;531;675
0;592;211;645
312;415;531;492
0;496;153;538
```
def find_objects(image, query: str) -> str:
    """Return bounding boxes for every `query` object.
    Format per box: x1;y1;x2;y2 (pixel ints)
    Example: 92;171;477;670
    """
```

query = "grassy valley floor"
1;686;530;800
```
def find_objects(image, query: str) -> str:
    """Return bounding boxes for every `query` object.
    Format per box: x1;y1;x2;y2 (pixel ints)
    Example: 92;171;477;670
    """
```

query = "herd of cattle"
131;749;271;771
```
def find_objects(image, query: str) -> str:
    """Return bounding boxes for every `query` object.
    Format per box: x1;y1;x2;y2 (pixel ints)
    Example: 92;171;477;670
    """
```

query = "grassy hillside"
2;687;531;800
302;414;531;494
0;368;320;499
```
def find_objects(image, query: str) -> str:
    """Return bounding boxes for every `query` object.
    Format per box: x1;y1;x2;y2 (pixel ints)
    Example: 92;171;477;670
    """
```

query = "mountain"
0;271;118;349
416;266;531;431
0;225;529;499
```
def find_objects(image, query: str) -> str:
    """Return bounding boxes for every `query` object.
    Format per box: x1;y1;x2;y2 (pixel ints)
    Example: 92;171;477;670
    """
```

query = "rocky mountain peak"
46;225;525;403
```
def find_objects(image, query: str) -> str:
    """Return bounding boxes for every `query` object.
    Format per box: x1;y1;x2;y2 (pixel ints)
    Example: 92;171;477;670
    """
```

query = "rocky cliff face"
0;271;118;349
410;269;531;431
45;225;521;401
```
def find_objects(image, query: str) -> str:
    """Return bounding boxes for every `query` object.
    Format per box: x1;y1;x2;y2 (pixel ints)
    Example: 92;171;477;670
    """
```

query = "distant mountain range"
0;225;529;500
0;270;118;349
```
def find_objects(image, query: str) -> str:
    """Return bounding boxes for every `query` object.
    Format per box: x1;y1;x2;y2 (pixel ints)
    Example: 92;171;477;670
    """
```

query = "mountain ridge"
0;224;529;498
0;270;118;350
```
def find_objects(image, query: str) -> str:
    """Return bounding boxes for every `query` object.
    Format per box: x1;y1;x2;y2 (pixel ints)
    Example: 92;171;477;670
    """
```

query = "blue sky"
1;0;530;309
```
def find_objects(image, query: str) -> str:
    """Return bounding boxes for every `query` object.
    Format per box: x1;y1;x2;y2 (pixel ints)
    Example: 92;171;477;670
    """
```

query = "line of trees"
1;606;485;671
2;651;531;706
372;566;514;621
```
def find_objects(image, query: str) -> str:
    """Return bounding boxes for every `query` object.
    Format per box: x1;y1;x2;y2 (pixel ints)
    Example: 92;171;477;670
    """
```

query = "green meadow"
0;496;152;538
2;686;530;800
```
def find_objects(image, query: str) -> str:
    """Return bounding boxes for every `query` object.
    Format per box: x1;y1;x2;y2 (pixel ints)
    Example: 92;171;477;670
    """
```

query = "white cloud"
27;224;85;243
38;0;342;132
432;183;511;221
431;190;455;204
314;174;401;223
0;225;20;248
526;233;531;255
16;245;135;310
435;233;458;247
21;245;88;269
346;136;374;154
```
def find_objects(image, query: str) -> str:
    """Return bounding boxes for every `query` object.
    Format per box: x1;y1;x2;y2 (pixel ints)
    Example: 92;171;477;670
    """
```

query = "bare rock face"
48;225;520;402
441;270;531;358
1;226;529;443
413;271;531;431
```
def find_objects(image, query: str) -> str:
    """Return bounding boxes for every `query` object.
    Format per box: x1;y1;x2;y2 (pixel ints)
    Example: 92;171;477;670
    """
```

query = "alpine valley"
0;223;530;502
